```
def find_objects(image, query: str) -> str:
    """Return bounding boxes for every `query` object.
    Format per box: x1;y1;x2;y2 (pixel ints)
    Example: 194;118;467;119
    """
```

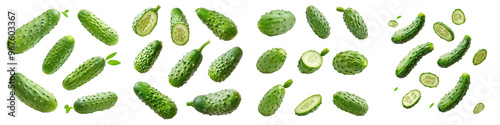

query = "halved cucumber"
388;20;398;28
133;5;160;36
295;94;322;116
419;72;439;88
171;8;190;46
402;89;421;108
473;103;484;114
452;9;466;25
473;49;487;65
433;22;454;41
298;48;329;74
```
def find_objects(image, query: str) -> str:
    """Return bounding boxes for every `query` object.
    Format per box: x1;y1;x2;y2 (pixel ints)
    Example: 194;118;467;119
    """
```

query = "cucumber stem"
64;104;74;114
336;7;345;12
283;79;293;88
154;5;161;12
186;101;194;106
320;48;329;56
197;40;211;52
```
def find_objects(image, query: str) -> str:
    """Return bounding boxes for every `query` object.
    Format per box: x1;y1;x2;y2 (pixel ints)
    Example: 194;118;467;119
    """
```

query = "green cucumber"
187;89;241;115
473;103;484;114
13;73;57;113
388;20;398;28
78;9;119;46
452;9;466;25
472;49;487;65
437;35;471;68
169;41;210;87
332;50;368;75
65;91;117;114
337;7;368;39
196;8;237;41
134;40;163;73
258;10;296;36
256;48;287;73
132;5;160;36
134;82;177;119
306;5;330;39
333;91;368;116
171;8;190;46
433;22;454;41
258;79;293;116
62;56;106;90
395;42;434;78
438;73;471;112
297;48;329;74
419;72;439;88
402;89;421;109
208;46;243;82
391;13;425;44
42;35;75;74
294;94;322;116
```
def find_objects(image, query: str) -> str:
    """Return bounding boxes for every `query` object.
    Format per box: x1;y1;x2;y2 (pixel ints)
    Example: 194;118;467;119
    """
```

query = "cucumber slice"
452;9;466;25
433;22;454;41
473;103;484;114
172;24;189;45
388;20;398;28
298;50;324;74
402;89;421;108
473;49;487;65
419;72;439;88
133;6;160;36
295;94;322;116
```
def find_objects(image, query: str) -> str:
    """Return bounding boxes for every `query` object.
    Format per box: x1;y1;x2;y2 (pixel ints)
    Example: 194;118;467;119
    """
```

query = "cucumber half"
133;5;160;36
433;22;454;41
473;103;484;114
172;24;189;45
402;89;421;108
298;48;328;74
295;94;322;116
419;72;439;88
452;9;465;25
388;20;398;28
473;49;487;65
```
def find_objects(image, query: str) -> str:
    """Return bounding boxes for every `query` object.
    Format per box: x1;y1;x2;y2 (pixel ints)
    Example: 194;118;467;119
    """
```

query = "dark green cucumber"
258;10;296;36
134;82;177;119
65;91;117;114
391;13;425;44
169;41;210;87
258;79;293;116
433;22;454;41
78;9;119;46
132;5;160;36
134;40;163;73
171;8;190;45
7;9;61;54
395;42;434;78
13;73;57;112
294;94;322;116
306;5;330;39
452;9;466;25
62;56;106;90
196;8;237;41
437;35;471;68
298;48;329;74
256;48;287;73
187;89;241;115
438;73;471;112
472;49;487;65
42;35;75;74
208;46;243;82
333;91;368;116
337;7;368;39
402;89;421;109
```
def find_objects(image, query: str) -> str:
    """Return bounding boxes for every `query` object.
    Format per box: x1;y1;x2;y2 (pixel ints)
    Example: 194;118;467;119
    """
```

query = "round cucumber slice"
402;89;421;108
298;50;323;74
419;72;439;88
473;49;487;65
172;23;190;46
452;9;466;25
136;11;158;36
295;94;322;116
473;103;484;114
433;22;454;41
388;20;398;28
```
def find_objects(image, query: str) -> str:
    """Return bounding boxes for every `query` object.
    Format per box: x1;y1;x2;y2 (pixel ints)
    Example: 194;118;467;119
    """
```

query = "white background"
2;0;500;125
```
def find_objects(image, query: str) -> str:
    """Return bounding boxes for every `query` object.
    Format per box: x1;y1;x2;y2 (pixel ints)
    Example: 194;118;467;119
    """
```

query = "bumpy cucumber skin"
7;9;60;54
134;82;177;119
13;73;57;112
333;91;368;116
196;8;237;41
433;22;454;41
306;5;330;39
171;8;189;45
437;35;471;68
396;42;434;78
258;80;292;116
42;35;74;74
332;50;368;75
63;57;105;90
295;94;322;116
74;92;118;114
208;46;243;82
134;40;163;73
298;50;322;74
258;10;296;36
188;89;241;115
169;41;210;87
256;48;287;73
78;9;119;46
438;73;471;112
132;5;160;36
340;8;368;39
391;13;425;44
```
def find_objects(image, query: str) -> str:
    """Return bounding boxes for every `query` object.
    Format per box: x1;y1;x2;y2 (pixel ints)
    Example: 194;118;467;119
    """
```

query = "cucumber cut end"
172;23;190;46
295;94;322;116
302;50;323;68
136;11;158;36
433;22;454;41
473;103;484;114
452;9;465;25
419;72;439;88
402;89;421;108
473;49;487;65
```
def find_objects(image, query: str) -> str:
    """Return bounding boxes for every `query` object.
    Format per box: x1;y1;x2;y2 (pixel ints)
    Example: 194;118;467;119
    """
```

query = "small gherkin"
337;7;368;39
438;73;471;112
258;79;293;116
196;8;237;41
187;89;242;115
13;73;58;113
78;9;119;46
208;46;243;82
63;56;106;90
258;10;296;36
134;40;163;73
332;50;368;75
42;35;75;74
333;91;369;116
306;5;330;39
134;82;177;119
65;91;118;114
256;48;287;73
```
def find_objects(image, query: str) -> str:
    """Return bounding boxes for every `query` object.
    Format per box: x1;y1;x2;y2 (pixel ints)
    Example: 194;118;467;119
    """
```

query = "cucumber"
42;35;75;74
391;13;425;44
332;91;368;116
419;72;439;88
337;7;368;39
395;42;434;78
134;40;163;73
256;48;287;73
437;35;471;68
208;46;243;82
306;5;330;39
473;103;484;114
169;41;210;87
171;8;189;46
65;91;118;114
294;94;322;116
433;22;454;41
132;5;160;36
258;10;296;36
402;89;421;109
258;79;293;116
452;9;466;25
332;50;368;75
297;48;329;74
472;49;487;65
62;56;106;90
438;73;471;112
13;73;57;113
388;20;398;28
196;8;237;41
78;9;119;46
187;89;241;115
134;82;177;119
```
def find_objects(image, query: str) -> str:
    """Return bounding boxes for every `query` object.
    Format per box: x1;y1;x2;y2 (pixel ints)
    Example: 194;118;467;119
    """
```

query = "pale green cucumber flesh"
295;94;321;115
433;23;453;41
452;9;465;25
402;89;421;108
172;23;189;45
419;72;439;88
473;103;484;114
473;49;487;65
136;11;158;36
388;20;398;28
302;50;322;68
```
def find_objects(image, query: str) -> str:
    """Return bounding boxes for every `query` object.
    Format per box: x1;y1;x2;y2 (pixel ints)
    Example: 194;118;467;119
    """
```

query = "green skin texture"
437;35;471;68
208;46;243;82
433;22;455;41
7;9;60;54
332;50;368;75
42;35;74;74
391;13;425;44
258;10;296;36
132;5;160;36
438;73;470;112
187;89;241;115
134;40;162;73
306;5;330;39
256;48;287;73
73;92;117;114
258;80;293;116
13;73;57;113
169;41;210;87
338;7;368;39
396;42;434;78
171;8;190;45
298;50;324;74
294;94;322;116
63;57;105;90
78;9;119;46
333;91;368;116
134;82;177;119
196;8;237;41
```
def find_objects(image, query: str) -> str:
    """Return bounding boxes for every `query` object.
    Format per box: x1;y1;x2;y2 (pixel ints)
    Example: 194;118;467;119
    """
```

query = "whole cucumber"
65;91;118;114
187;89;241;115
42;35;75;74
169;41;210;87
395;42;434;78
134;40;163;73
62;56;106;90
78;9;119;46
134;82;177;119
437;35;471;68
13;73;57;113
196;8;237;41
208;46;243;82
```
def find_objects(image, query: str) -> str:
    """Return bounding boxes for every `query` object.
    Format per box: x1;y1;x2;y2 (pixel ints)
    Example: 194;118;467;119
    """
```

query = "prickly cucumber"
337;7;368;39
208;46;243;82
437;35;471;68
13;73;57;112
187;89;241;115
196;8;237;41
258;10;296;36
256;48;287;73
306;5;330;39
42;35;74;74
134;82;177;119
65;91;118;114
258;79;293;116
332;50;368;75
169;41;210;87
438;73;470;112
333;91;368;116
78;9;119;46
134;40;163;73
395;42;434;78
391;13;425;44
62;56;105;90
